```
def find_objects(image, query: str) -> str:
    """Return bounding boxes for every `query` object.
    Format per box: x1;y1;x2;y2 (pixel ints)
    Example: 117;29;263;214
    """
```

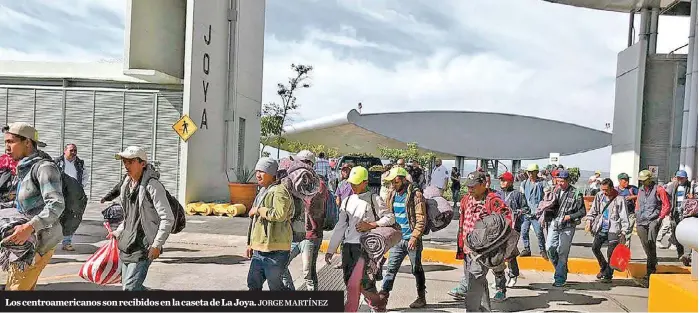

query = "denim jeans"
247;250;291;291
591;232;619;279
546;225;576;284
62;235;73;245
280;238;322;291
121;259;152;291
451;189;460;209
381;238;426;293
521;215;546;251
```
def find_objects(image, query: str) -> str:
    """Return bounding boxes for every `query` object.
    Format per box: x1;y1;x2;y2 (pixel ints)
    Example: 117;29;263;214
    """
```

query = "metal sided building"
0;0;267;204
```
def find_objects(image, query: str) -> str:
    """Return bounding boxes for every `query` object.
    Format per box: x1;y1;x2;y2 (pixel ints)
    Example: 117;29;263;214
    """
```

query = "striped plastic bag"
78;222;122;285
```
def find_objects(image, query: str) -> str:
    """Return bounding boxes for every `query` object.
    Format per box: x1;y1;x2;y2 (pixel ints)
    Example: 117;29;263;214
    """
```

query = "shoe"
492;290;506;302
507;276;518;288
62;244;75;252
669;244;677;251
680;255;691;267
541;251;549;261
599;277;612;283
596;272;604;279
409;294;426;309
552;281;566;287
657;241;668;249
520;249;531;257
448;286;466;300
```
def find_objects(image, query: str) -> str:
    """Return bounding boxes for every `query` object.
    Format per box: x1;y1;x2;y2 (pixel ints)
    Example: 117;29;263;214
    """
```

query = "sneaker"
680;255;691;267
541;250;549;261
520;249;531;257
552;281;566;287
669;244;677;251
492;290;506;302
596;272;604;279
657;241;668;249
448;286;466;300
62;244;75;252
507;276;518;288
599;277;612;283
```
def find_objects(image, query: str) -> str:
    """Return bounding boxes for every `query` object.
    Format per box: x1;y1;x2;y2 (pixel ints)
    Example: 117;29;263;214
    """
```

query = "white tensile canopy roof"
542;0;690;15
273;109;612;160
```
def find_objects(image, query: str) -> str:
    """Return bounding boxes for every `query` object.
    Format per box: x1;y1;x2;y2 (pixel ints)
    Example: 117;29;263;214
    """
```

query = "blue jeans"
546;225;576;284
521;215;546;251
121;259;152;291
280;238;322;291
381;238;426;293
247;250;291;291
62;235;72;245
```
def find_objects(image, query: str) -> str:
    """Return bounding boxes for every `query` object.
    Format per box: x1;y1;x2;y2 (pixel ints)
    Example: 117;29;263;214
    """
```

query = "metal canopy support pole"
639;8;651;55
681;0;697;176
685;0;699;180
628;11;635;47
649;7;660;55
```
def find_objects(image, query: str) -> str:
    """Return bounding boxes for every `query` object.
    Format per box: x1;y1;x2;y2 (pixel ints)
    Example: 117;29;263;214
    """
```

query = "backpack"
421;186;453;235
30;160;88;237
290;196;306;242
143;178;186;234
466;213;518;268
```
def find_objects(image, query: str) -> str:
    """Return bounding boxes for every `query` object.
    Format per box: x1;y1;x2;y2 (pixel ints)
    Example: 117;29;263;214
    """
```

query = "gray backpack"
30;160;87;236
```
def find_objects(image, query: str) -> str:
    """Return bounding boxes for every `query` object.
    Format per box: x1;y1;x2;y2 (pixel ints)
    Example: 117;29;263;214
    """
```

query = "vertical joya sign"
201;25;210;129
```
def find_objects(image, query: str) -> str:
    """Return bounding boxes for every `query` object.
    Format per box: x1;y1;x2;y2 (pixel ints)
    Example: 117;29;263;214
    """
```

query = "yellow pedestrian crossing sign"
172;114;198;142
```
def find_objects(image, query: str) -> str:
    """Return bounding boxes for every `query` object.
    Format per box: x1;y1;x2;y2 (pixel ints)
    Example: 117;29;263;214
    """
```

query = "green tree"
260;64;313;158
378;143;435;168
285;140;340;158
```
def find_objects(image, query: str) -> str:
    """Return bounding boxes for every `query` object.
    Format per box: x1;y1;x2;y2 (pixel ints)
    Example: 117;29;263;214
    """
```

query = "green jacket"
249;183;293;252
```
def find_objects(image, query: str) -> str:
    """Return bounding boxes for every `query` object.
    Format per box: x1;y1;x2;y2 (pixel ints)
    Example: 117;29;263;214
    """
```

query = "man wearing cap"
658;170;692;265
635;169;671;282
380;167;428;309
456;171;512;311
519;164;547;259
496;171;529;291
1;122;64;290
326;166;395;306
545;170;586;287
246;157;294;291
616;173;638;246
110;146;174;291
280;150;328;291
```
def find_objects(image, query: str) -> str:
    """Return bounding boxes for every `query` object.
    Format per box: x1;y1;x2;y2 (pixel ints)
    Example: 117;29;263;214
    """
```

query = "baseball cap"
676;170;688;178
347;166;368;185
526;164;539;172
638;170;652;181
595;170;601;175
464;171;487;187
115;146;148;162
557;170;570;179
618;173;630;180
384;167;408;181
498;171;514;182
296;150;316;164
2;122;46;148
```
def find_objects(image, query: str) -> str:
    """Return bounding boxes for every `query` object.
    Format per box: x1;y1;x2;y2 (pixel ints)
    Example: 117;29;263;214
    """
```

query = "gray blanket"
423;186;454;231
0;209;36;272
282;160;320;202
360;226;402;260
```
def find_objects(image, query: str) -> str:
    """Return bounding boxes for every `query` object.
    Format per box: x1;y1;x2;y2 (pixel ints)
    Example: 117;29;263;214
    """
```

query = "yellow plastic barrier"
185;202;214;216
648;274;698;312
213;203;247;217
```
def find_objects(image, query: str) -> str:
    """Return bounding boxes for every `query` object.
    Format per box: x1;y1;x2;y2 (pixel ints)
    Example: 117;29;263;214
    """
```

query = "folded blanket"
277;157;294;179
0;209;36;272
282;160;320;203
360;226;402;261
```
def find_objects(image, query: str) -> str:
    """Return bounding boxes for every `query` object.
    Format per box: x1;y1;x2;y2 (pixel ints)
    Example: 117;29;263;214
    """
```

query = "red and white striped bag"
78;222;122;285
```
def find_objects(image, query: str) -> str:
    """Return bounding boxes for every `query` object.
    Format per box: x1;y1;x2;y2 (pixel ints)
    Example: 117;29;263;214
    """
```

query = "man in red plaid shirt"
456;171;513;311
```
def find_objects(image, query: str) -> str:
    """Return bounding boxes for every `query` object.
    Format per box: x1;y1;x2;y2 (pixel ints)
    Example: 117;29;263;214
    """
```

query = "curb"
319;240;689;279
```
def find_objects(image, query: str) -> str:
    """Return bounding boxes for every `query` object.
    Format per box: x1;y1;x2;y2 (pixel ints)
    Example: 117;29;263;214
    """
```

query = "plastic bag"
610;244;631;272
78;222;121;285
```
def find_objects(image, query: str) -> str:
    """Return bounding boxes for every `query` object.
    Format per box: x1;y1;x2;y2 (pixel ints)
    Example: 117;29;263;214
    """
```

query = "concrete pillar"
686;0;699;180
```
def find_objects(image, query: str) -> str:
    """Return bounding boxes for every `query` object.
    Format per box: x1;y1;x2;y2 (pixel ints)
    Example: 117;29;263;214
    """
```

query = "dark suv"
334;155;384;193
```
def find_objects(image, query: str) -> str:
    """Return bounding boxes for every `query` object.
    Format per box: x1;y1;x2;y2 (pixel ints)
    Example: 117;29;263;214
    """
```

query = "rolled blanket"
282;160;320;202
425;197;454;231
360;226;402;260
0;209;36;272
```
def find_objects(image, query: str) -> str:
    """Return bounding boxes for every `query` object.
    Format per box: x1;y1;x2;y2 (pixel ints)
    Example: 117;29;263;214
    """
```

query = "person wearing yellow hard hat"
516;164;547;260
379;166;428;309
325;166;395;308
635;169;672;284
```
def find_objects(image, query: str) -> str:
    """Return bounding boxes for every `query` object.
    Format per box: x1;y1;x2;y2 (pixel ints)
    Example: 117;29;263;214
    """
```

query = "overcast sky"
0;0;691;171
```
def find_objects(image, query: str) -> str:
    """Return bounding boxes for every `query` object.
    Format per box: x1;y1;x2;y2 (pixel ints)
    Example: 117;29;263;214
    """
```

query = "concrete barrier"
648;274;698;312
319;239;690;279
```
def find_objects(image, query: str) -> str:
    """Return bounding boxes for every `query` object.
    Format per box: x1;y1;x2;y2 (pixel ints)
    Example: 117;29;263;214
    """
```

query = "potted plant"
226;167;257;211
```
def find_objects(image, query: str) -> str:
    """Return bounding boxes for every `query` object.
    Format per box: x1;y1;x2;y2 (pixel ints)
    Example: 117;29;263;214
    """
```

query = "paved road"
0;203;651;312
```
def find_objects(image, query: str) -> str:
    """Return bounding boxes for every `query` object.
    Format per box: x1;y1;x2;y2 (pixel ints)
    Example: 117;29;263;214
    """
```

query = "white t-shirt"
430;165;450;189
588;175;601;189
64;159;79;180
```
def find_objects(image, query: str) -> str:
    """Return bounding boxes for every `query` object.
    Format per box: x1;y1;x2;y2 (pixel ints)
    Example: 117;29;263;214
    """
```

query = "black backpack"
466;214;517;268
0;168;15;200
144;178;186;234
30;160;88;236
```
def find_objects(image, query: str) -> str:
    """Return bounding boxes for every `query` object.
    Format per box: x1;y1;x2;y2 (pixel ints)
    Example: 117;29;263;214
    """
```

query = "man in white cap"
111;146;174;291
1;122;63;290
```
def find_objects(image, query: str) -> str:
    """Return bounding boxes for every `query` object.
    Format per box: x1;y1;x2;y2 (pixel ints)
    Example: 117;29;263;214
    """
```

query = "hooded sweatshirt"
15;151;65;256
